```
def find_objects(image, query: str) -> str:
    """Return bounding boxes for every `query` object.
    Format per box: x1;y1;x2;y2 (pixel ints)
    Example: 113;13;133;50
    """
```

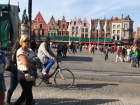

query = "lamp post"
28;0;32;44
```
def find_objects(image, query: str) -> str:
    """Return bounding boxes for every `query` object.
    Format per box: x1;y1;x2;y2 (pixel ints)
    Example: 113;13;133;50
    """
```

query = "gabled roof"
112;17;121;21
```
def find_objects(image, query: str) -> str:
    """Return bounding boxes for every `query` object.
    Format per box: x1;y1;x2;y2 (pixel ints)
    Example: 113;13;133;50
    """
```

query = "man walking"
115;46;122;62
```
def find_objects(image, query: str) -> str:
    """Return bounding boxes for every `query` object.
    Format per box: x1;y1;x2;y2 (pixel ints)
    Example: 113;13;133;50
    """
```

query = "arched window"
117;36;119;40
113;36;115;40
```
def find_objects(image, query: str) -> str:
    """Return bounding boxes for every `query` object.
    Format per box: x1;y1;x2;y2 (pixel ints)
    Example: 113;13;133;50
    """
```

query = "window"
85;28;88;32
92;22;94;26
49;26;51;29
124;24;127;29
66;31;69;36
40;24;42;29
48;32;50;36
62;24;65;28
113;25;116;29
81;28;84;32
85;34;88;38
117;36;119;40
81;34;84;38
84;23;86;26
117;25;120;29
76;32;78;37
124;32;126;37
72;32;74;37
54;32;56;37
51;21;53;25
72;27;74;31
117;30;120;34
53;26;55;29
113;30;116;34
100;23;102;26
42;30;44;35
74;21;76;25
76;27;78;31
51;33;53;36
113;36;115;40
33;30;35;35
93;28;95;31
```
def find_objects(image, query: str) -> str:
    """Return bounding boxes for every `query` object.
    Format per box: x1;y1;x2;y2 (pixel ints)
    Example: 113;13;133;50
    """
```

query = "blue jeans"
133;57;138;67
6;72;18;103
105;54;108;61
44;59;55;74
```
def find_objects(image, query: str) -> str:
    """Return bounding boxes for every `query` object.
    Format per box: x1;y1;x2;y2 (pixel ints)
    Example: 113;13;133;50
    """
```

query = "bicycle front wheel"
54;69;75;89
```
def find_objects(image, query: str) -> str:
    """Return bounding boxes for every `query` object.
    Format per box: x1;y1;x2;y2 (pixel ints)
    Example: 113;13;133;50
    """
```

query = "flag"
67;22;70;31
89;21;91;32
103;20;107;32
36;19;39;29
95;20;100;30
78;23;81;31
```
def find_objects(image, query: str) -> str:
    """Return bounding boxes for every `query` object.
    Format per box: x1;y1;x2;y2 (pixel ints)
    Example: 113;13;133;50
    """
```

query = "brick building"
48;16;59;37
58;16;69;37
91;18;112;38
31;11;48;36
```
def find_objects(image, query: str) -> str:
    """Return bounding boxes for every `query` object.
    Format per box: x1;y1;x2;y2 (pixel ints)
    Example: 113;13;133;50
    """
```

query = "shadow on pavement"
28;98;120;105
73;83;119;89
61;56;93;62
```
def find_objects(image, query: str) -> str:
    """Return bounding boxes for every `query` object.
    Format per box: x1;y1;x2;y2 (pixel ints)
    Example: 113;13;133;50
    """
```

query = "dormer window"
74;21;76;25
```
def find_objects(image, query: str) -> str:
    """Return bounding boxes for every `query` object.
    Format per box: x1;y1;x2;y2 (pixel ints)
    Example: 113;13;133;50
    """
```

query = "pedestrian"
126;46;131;62
6;37;21;105
89;44;92;55
104;47;108;61
115;46;122;62
63;44;68;58
30;40;36;52
0;39;7;105
57;43;62;56
133;48;139;67
14;35;37;105
91;45;94;54
121;46;127;62
80;44;82;52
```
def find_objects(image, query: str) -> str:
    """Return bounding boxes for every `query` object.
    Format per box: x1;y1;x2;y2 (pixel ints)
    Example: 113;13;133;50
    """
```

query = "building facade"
91;19;112;38
48;16;59;37
58;16;69;37
111;14;134;44
69;17;80;37
31;11;48;36
79;18;90;38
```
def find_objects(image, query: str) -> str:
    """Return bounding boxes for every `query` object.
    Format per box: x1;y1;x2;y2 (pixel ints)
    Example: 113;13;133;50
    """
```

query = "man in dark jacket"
121;46;126;62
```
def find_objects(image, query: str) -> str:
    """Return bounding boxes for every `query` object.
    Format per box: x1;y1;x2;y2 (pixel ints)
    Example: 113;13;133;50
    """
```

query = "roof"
112;17;121;21
124;15;131;20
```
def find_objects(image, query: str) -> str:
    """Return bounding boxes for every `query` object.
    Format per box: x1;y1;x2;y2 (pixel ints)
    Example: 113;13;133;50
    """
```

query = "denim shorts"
0;73;6;92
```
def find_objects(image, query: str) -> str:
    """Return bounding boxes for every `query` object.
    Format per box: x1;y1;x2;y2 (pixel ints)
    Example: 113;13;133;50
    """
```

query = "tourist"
6;37;21;105
62;44;68;58
0;39;7;105
126;46;131;62
80;44;82;52
104;47;108;61
115;46;122;62
121;46;127;62
57;43;62;56
14;35;37;105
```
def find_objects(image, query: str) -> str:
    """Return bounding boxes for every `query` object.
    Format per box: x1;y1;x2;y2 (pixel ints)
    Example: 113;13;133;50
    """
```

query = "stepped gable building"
79;18;90;38
69;16;80;37
111;14;134;44
48;16;59;37
91;18;112;38
58;16;69;37
31;11;48;36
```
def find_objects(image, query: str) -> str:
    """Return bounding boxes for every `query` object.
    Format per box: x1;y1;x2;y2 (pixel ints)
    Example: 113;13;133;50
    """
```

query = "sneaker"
47;82;52;84
32;100;39;105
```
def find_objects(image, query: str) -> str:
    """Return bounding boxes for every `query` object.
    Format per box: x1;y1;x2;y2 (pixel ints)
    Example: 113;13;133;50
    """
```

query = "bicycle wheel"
36;78;43;86
54;69;75;89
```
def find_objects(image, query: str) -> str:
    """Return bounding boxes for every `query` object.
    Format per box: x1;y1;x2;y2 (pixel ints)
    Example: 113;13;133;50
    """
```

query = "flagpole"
104;31;106;46
98;30;99;50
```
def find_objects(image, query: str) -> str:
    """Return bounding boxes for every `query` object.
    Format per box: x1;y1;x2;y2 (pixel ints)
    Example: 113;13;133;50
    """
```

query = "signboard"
0;11;2;17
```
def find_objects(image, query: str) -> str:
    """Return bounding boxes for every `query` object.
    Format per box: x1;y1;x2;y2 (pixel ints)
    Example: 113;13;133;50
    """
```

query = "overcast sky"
1;0;140;31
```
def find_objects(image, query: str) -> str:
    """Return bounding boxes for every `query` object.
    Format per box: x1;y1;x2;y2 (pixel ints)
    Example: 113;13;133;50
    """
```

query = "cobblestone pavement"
4;77;140;105
4;49;140;105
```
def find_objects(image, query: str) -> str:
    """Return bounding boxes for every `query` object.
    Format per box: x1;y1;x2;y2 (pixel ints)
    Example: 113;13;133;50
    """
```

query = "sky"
1;0;140;31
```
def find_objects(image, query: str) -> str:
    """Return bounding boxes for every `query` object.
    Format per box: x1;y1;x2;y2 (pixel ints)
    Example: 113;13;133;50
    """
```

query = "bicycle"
36;59;75;89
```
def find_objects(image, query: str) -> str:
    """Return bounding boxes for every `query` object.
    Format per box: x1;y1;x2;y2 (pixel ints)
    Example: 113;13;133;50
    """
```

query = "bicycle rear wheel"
54;69;75;89
36;71;43;86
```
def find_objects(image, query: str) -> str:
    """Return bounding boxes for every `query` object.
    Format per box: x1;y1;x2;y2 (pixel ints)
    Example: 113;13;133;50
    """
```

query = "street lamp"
28;0;32;44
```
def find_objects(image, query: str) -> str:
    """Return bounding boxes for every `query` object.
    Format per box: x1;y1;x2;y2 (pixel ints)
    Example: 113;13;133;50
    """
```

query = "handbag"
5;57;17;72
24;73;35;81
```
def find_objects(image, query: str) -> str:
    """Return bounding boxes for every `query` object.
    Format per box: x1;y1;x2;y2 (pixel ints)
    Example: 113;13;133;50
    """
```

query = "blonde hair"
19;35;29;45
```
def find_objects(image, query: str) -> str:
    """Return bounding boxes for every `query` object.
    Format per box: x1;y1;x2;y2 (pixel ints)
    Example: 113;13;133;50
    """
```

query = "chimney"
122;14;123;19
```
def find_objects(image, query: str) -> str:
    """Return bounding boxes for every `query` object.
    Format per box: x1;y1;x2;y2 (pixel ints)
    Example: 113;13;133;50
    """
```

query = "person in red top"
115;46;122;62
